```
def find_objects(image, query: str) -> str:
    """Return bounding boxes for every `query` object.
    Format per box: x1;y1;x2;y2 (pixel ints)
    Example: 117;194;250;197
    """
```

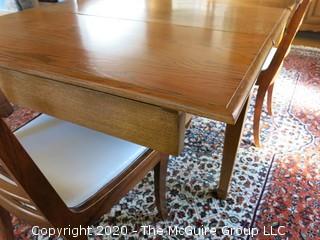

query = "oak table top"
0;0;291;124
0;0;296;200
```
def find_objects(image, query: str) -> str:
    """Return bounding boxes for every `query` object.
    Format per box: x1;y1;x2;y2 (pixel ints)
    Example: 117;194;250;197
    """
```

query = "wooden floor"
294;31;320;48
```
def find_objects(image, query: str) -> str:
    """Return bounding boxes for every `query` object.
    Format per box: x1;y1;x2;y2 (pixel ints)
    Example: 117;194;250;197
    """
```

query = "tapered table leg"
214;93;252;200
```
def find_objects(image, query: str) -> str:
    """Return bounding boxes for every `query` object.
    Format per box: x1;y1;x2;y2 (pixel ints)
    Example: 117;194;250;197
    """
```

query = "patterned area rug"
4;46;320;240
252;46;320;240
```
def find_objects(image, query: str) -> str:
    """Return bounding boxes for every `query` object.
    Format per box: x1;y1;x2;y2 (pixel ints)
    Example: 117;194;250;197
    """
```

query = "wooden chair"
14;0;39;10
0;90;168;240
14;0;58;11
253;0;311;147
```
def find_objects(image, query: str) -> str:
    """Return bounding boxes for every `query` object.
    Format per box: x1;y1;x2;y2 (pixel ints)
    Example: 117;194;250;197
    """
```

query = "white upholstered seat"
262;47;278;71
14;114;147;208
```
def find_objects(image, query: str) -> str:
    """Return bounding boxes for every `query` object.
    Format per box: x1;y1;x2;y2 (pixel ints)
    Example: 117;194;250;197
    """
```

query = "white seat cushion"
262;47;278;71
14;114;147;208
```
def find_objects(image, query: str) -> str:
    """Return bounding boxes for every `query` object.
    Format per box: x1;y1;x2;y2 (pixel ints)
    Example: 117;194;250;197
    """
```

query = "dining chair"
0;90;168;240
14;0;39;10
253;0;310;147
14;0;58;11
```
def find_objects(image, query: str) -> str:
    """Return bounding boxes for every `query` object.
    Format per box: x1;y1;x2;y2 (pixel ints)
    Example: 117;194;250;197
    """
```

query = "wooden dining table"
0;0;294;199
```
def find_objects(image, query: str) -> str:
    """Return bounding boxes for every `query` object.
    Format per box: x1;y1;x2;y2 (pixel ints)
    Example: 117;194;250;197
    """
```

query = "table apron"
0;68;186;155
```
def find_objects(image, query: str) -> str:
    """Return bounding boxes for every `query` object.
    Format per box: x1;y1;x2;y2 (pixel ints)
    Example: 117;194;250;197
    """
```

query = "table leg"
214;94;251;200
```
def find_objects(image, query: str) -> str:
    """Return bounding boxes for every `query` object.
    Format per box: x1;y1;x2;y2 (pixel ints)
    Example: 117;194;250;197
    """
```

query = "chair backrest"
0;90;70;227
15;0;39;10
263;0;310;76
282;0;309;49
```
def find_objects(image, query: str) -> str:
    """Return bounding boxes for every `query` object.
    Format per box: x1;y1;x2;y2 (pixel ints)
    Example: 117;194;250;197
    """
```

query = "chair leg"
0;206;14;240
154;154;168;220
254;62;282;147
62;234;88;240
73;235;88;240
253;84;268;148
267;82;275;116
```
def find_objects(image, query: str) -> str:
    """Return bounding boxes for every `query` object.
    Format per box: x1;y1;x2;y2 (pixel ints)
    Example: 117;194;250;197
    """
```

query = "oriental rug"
6;46;320;240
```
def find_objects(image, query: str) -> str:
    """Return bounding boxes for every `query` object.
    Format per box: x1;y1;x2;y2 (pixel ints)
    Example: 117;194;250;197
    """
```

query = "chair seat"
262;47;278;71
14;114;147;208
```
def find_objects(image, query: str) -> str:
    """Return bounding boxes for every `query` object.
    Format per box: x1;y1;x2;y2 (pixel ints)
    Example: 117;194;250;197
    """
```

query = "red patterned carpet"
2;46;320;240
252;46;320;240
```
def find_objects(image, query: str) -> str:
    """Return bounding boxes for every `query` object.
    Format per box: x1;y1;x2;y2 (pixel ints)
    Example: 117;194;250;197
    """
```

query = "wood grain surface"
0;69;185;154
0;0;291;124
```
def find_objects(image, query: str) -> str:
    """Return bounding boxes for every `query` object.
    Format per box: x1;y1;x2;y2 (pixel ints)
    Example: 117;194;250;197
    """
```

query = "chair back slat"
0;145;48;225
0;179;27;200
0;171;31;203
0;164;15;183
0;111;71;227
260;0;310;80
0;190;47;225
